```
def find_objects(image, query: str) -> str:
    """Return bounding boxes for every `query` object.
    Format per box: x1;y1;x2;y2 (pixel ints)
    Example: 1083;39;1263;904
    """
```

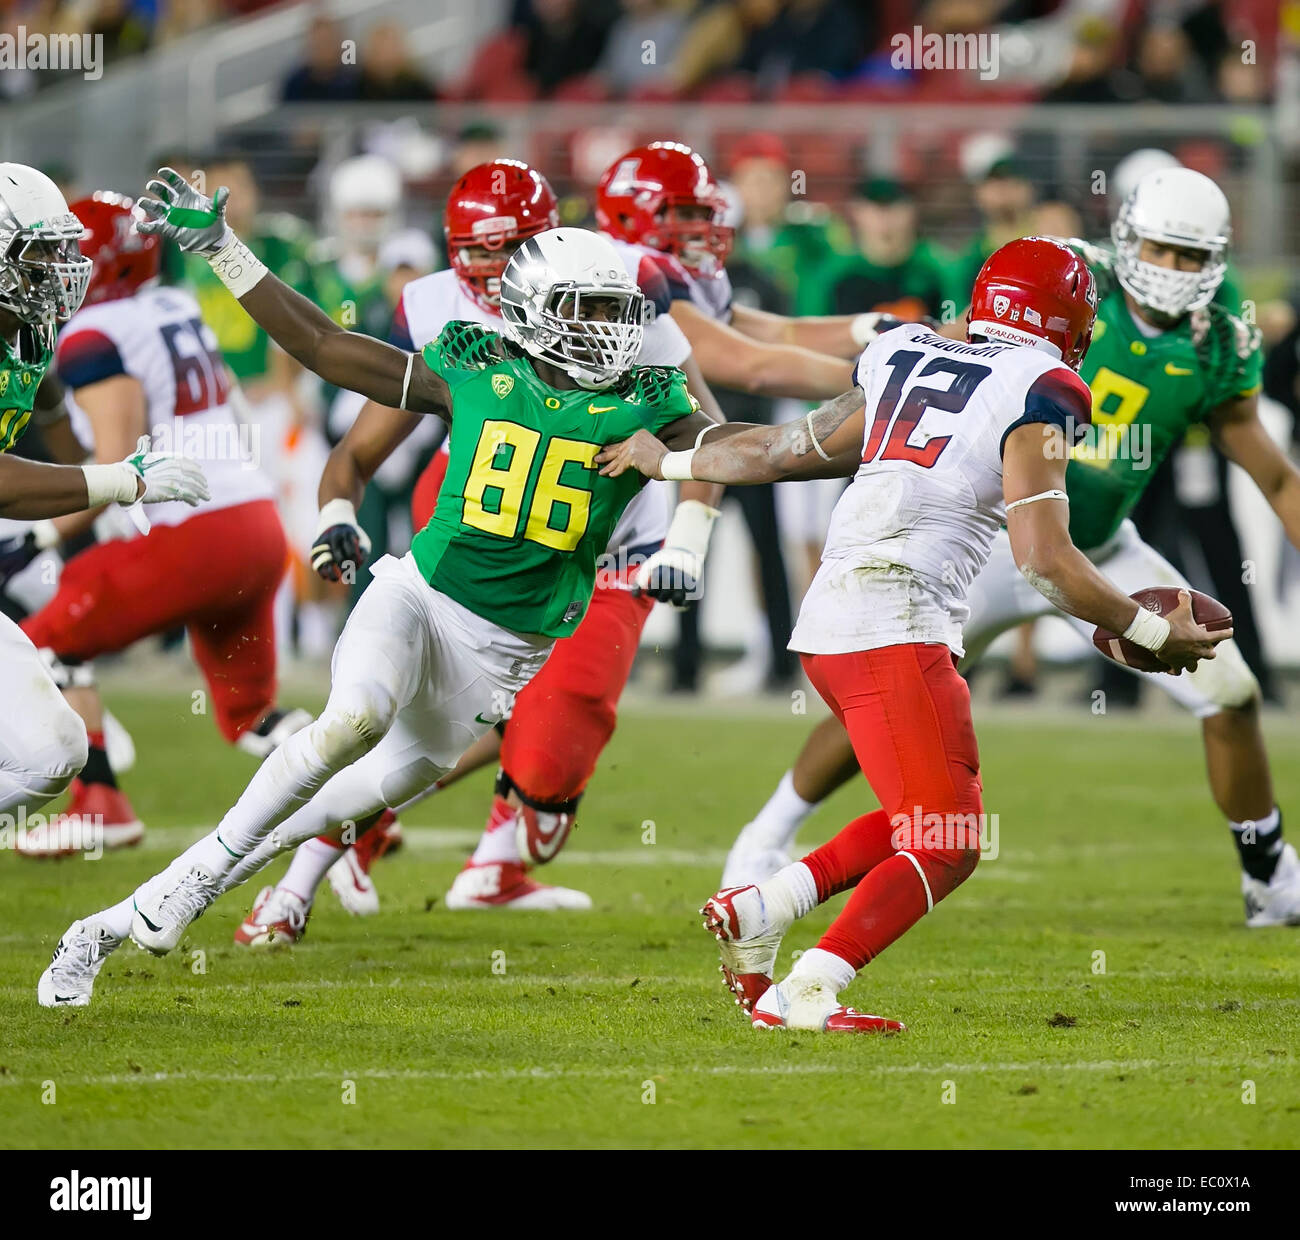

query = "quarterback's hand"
135;167;232;256
634;500;720;610
124;437;211;506
596;430;669;480
311;498;371;582
1154;591;1233;674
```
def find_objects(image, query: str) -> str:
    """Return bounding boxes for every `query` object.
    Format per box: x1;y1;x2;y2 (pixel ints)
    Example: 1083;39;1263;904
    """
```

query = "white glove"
634;499;720;609
82;437;211;509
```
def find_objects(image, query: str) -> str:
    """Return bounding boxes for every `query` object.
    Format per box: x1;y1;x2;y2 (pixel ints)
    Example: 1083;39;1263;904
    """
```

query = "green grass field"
3;686;1299;1149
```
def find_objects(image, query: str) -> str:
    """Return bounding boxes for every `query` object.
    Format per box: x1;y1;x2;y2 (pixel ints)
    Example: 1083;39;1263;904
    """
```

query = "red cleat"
352;809;401;872
751;977;905;1034
701;885;785;1014
17;779;143;857
444;860;591;910
233;885;310;947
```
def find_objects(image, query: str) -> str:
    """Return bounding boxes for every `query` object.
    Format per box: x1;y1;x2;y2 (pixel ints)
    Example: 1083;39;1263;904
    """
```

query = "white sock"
93;895;135;941
207;720;341;864
277;836;341;903
757;860;819;927
787;946;856;995
737;771;819;855
470;797;523;866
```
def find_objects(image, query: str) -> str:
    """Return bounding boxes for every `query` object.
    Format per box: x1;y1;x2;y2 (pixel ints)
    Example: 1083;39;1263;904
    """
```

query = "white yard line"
0;1056;1288;1090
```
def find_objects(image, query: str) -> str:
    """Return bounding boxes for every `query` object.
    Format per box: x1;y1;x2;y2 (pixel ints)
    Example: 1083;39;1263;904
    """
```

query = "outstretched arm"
597;387;865;485
136;168;450;419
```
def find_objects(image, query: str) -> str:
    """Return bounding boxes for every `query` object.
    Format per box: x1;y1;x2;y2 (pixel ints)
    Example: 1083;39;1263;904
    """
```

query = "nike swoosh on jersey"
588;403;617;414
1164;363;1194;376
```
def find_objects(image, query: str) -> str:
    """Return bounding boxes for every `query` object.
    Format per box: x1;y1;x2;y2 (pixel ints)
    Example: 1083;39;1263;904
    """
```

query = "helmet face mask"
0;210;91;327
499;229;646;390
1112;168;1229;319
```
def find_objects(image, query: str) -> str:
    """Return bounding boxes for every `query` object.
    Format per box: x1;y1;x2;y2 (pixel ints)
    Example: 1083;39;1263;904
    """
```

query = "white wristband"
316;497;360;536
1122;605;1172;651
208;232;269;299
660;449;696;482
663;499;721;558
82;462;140;507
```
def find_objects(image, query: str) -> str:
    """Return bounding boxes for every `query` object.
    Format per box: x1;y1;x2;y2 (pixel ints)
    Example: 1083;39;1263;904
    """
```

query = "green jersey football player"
723;168;1300;931
39;169;723;1005
0;163;208;827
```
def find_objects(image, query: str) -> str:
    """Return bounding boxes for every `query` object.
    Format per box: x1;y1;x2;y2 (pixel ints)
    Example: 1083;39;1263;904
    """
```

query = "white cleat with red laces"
701;884;789;1014
444;860;592;911
751;976;906;1034
233;885;311;947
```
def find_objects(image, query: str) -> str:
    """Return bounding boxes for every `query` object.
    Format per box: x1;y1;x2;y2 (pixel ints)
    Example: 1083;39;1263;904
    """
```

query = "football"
1092;587;1233;672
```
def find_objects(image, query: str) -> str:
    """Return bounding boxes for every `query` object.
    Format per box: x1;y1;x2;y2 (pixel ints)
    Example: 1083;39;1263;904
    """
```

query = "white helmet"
0;163;91;327
1111;148;1180;209
1112;168;1229;318
328;155;403;249
499;228;646;390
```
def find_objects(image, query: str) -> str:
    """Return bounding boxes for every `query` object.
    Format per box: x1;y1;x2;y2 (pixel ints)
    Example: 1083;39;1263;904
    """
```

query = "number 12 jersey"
791;325;1092;657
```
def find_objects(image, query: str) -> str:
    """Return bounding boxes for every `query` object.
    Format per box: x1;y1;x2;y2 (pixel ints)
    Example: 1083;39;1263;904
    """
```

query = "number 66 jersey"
55;285;274;527
790;325;1092;658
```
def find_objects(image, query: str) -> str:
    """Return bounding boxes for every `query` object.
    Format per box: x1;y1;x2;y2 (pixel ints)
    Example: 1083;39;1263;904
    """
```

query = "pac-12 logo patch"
993;294;1010;318
492;374;514;398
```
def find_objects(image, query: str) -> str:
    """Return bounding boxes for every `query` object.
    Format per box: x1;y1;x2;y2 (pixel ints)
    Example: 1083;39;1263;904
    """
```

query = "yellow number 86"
462;419;599;553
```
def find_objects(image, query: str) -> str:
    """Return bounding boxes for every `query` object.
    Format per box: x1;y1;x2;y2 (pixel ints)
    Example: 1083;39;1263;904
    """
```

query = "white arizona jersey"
57;286;273;528
790;325;1092;657
396;258;692;556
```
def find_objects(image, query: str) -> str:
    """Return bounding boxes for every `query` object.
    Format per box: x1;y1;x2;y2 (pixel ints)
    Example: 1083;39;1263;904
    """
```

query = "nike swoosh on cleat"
134;906;163;933
54;995;77;1003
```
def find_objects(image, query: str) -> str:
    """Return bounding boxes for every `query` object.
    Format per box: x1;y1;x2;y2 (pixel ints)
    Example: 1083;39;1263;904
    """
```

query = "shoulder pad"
437;320;508;370
614;365;685;408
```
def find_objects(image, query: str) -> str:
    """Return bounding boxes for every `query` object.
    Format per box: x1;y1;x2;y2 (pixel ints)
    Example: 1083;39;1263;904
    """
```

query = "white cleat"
1243;842;1300;928
751;975;905;1034
327;849;379;916
130;865;221;955
38;918;121;1007
444;861;592;910
721;841;792;888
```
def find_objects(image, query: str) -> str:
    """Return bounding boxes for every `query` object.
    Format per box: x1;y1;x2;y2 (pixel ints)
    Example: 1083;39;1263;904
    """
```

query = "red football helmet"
595;142;733;278
445;160;559;312
70;191;160;306
968;236;1097;370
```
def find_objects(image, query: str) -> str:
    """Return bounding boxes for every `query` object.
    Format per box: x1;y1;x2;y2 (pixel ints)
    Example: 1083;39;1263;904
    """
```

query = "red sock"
816;854;933;969
800;809;897;901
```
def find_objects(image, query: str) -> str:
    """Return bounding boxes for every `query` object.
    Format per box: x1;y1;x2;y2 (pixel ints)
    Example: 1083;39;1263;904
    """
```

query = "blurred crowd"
447;0;1279;105
0;1;1281;105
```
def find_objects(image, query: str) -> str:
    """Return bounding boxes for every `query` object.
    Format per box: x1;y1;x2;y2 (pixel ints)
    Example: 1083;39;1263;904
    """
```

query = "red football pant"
502;575;654;806
23;499;287;742
799;644;983;970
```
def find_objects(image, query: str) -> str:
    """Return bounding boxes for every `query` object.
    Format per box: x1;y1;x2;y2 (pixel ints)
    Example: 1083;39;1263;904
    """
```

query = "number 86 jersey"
790;325;1092;658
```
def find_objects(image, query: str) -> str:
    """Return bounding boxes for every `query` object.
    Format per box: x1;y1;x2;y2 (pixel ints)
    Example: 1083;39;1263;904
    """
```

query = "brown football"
1092;587;1233;673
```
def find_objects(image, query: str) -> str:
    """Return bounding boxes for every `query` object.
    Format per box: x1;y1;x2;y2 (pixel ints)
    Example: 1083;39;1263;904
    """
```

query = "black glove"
0;531;41;589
